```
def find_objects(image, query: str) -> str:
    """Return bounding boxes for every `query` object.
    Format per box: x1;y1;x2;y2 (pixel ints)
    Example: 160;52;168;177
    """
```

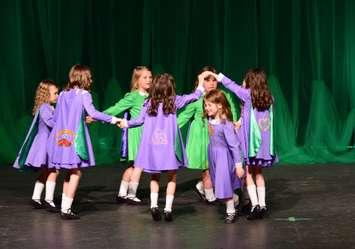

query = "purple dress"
13;103;54;169
47;88;114;169
128;89;203;173
207;120;242;199
219;74;276;167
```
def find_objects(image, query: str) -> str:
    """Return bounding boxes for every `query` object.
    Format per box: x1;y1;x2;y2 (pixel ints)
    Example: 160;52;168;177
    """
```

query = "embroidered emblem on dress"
151;129;168;145
258;117;270;131
56;129;75;147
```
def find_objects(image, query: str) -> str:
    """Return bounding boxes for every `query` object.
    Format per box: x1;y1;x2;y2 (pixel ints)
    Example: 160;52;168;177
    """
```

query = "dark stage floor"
0;164;354;249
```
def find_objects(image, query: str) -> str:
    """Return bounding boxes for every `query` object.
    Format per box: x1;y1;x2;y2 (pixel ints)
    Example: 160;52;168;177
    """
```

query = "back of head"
244;68;273;111
67;64;92;91
33;79;56;115
148;73;176;116
203;89;232;121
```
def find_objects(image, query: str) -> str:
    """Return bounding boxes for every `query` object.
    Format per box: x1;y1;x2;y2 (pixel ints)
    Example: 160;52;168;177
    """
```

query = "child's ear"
217;104;223;109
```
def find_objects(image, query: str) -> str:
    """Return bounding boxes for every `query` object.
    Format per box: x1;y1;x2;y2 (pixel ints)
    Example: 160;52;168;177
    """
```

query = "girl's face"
204;100;221;118
49;85;59;104
137;70;153;91
203;77;218;92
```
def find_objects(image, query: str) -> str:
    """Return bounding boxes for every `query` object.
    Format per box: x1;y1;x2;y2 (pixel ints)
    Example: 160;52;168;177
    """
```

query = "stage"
0;164;354;249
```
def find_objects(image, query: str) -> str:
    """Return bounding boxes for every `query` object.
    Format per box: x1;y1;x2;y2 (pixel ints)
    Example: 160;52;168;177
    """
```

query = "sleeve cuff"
111;116;119;124
196;86;205;94
235;162;243;168
217;73;225;82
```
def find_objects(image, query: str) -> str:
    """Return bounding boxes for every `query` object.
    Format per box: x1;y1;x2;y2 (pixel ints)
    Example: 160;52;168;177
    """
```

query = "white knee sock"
257;186;266;207
205;188;216;202
226;199;236;215
127;182;139;198
164;194;174;212
150;192;159;208
32;181;44;200
195;181;204;194
118;180;129;197
45;181;56;202
61;196;73;213
247;185;259;207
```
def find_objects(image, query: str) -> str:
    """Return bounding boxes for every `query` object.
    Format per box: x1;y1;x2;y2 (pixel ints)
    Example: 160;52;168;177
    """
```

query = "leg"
164;171;176;221
150;174;161;221
60;169;81;219
202;170;216;202
31;169;47;208
116;165;134;202
224;198;236;224
126;166;143;203
245;166;260;220
255;167;267;217
44;169;59;211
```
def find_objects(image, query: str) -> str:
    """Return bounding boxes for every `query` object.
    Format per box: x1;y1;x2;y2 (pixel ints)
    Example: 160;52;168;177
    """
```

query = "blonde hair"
32;80;56;116
130;66;151;90
66;64;92;90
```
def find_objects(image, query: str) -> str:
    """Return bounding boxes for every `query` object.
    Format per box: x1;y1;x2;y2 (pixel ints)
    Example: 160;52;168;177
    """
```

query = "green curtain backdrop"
0;0;354;165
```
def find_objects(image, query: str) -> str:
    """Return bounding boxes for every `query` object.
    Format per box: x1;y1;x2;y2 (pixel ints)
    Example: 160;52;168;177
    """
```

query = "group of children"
14;64;276;224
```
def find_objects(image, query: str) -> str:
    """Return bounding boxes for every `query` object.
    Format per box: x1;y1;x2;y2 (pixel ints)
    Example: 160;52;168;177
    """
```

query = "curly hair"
203;89;232;121
244;68;273;111
148;73;176;116
194;65;217;88
130;66;152;90
32;79;57;116
66;64;92;90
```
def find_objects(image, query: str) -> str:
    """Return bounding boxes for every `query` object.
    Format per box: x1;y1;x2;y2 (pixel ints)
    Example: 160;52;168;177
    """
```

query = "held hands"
233;119;242;131
116;118;128;129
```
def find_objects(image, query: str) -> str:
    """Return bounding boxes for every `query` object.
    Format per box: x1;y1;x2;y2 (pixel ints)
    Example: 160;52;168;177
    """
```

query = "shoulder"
39;103;52;112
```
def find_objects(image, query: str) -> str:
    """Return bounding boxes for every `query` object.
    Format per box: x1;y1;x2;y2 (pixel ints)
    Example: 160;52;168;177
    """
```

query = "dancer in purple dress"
47;64;119;219
210;69;276;220
203;89;244;223
118;72;207;222
14;80;59;212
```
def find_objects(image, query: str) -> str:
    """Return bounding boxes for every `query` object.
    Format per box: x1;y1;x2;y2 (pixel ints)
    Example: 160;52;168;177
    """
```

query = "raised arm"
175;87;203;110
216;73;250;103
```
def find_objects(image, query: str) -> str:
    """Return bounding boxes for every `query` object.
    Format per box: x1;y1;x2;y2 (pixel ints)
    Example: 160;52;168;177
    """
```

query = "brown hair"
66;64;92;90
203;89;232;121
244;68;273;111
148;73;176;116
130;66;152;90
194;65;217;88
32;80;57;115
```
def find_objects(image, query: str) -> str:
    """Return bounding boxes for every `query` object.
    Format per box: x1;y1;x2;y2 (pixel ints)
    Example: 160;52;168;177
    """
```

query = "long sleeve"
218;73;250;103
127;104;147;128
223;122;242;165
175;88;203;110
39;104;55;128
224;91;239;121
104;92;133;116
177;101;197;128
82;92;113;123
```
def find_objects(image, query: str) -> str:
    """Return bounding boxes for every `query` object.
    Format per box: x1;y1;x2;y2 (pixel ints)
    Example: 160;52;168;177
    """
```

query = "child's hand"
85;116;95;124
117;119;128;128
235;164;244;178
233;119;242;131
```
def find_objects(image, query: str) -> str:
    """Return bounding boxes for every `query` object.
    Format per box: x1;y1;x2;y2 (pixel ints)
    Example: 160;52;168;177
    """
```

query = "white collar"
138;90;148;97
209;118;221;125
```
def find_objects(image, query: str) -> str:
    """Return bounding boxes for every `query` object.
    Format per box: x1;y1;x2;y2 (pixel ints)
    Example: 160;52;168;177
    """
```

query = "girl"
103;66;152;204
177;66;238;204
203;89;244;223
118;72;206;222
211;69;276;220
47;64;120;219
14;80;59;212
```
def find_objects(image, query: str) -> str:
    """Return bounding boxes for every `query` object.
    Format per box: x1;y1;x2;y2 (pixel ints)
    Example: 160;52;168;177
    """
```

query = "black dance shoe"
150;207;161;221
